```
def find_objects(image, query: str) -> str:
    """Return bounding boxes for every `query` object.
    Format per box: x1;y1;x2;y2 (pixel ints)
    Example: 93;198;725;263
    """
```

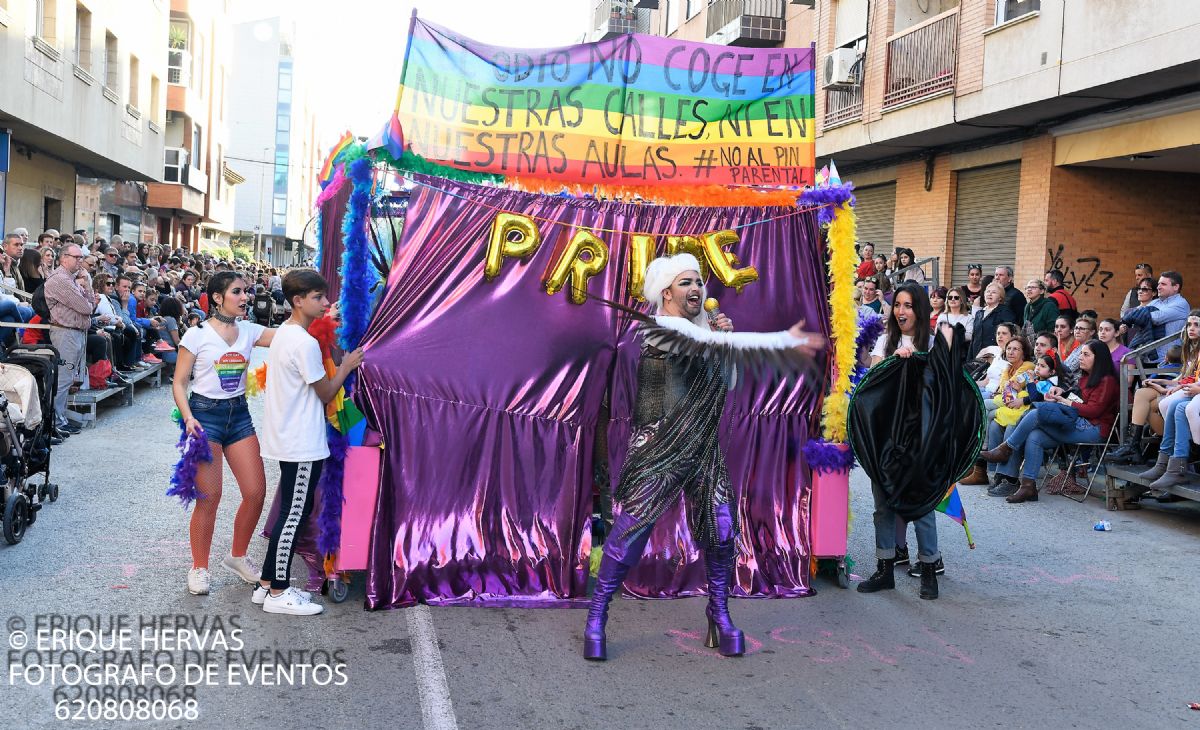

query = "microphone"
704;297;721;327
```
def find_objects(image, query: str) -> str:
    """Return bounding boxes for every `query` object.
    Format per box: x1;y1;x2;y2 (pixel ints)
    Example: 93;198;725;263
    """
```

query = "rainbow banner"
391;18;815;187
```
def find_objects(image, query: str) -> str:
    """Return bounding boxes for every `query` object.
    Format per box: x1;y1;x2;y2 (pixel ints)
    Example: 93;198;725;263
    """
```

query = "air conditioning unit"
823;48;861;89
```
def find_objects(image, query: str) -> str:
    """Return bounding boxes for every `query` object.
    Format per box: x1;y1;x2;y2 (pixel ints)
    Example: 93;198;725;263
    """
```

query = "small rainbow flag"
368;110;405;162
936;484;974;549
318;132;355;189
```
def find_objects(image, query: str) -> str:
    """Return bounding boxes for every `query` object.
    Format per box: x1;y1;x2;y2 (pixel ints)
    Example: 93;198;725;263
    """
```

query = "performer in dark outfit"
584;254;824;661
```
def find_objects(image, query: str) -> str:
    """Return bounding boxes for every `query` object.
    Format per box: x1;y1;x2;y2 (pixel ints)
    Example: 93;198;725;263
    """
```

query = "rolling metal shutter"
951;163;1020;287
853;183;896;251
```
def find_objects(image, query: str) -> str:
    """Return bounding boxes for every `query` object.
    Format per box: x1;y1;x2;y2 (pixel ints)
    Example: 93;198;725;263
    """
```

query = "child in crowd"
254;270;363;616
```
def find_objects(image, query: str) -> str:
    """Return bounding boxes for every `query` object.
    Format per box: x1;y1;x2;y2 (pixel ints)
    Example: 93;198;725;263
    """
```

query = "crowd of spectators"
856;244;1195;502
1;227;289;443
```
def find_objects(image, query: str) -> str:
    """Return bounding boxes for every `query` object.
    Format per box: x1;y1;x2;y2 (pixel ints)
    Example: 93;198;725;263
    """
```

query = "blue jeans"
189;394;255;447
987;419;1022;477
871;480;940;563
1005;408;1102;480
1159;398;1193;458
0;300;29;345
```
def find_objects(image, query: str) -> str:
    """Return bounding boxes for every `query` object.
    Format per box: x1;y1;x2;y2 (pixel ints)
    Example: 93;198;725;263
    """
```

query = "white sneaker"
262;587;323;615
221;554;260;584
251;585;312;605
187;568;210;595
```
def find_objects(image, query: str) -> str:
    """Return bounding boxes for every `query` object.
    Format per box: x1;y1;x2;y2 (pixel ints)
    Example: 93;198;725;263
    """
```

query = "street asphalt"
2;367;1199;729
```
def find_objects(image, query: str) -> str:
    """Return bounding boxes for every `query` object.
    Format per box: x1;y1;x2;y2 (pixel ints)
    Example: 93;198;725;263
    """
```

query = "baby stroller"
252;292;276;326
0;345;60;544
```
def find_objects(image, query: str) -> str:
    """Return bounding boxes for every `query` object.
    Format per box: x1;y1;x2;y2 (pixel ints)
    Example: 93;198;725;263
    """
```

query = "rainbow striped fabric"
937;484;975;549
392;18;814;187
318;131;356;188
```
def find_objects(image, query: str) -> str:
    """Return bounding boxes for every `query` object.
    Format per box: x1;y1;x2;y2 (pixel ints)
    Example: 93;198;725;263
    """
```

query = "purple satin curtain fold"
319;180;353;296
358;177;829;609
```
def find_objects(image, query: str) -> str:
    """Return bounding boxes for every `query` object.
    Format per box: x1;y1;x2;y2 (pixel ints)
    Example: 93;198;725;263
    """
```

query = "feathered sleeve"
591;295;821;382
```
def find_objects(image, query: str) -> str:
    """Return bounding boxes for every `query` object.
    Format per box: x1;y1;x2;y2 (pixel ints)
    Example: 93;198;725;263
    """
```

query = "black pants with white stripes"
260;459;324;590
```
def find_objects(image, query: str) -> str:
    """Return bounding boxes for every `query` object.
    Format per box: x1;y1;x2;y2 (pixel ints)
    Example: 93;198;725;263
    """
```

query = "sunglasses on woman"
947;295;961;301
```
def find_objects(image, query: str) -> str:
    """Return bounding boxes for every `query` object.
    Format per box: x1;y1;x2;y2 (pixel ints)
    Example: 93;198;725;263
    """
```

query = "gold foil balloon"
544;229;610;304
484;212;542;281
702;229;759;293
665;235;711;281
628;234;656;301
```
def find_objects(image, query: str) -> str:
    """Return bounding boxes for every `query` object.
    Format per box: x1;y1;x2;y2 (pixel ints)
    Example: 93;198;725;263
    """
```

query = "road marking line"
406;604;459;730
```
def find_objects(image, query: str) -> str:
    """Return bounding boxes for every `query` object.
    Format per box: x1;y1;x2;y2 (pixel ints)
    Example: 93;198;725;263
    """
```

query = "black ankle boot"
919;561;939;600
856;559;896;593
1108;424;1145;464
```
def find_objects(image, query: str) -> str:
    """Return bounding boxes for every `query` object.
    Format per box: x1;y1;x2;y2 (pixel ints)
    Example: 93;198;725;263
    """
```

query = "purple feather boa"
799;183;856;227
316;425;350;556
166;426;212;509
856;311;884;351
803;439;855;475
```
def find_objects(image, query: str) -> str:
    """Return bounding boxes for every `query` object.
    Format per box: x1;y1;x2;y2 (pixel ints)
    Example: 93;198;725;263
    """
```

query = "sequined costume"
615;338;734;547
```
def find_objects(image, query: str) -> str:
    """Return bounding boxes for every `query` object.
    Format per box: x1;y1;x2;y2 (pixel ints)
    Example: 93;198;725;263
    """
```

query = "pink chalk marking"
666;628;763;656
852;633;899;666
768;627;853;664
920;627;975;665
122;565;138;578
111;585;129;590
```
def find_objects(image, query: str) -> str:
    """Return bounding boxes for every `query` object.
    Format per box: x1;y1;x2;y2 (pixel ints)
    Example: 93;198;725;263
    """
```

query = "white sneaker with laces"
187;568;211;595
221;554;260;584
262;587;323;615
251;585;312;605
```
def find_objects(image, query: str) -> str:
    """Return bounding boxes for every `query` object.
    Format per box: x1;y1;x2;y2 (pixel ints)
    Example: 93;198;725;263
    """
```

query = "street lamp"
257;145;269;261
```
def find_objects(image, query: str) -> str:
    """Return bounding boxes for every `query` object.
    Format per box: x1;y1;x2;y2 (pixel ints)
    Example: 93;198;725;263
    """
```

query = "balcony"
824;85;864;128
883;8;958;109
592;0;638;41
163;147;207;193
706;0;786;48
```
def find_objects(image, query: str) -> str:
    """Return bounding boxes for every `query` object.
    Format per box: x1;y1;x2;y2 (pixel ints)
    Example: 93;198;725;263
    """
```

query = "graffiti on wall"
1048;244;1114;298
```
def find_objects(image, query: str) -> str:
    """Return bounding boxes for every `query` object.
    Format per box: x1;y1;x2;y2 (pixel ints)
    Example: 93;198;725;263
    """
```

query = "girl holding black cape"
850;282;984;600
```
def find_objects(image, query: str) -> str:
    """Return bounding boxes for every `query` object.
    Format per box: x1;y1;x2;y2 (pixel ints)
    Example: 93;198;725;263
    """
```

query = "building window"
128;54;139;108
32;0;56;42
74;3;91;70
215;145;222;200
191;123;202;166
276;114;290;132
664;0;680;34
686;0;700;19
104;31;118;90
150;75;161;123
996;0;1039;24
167;20;190;85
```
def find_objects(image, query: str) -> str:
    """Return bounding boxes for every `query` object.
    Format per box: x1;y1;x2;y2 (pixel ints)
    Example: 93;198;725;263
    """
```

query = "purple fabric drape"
357;177;829;609
319;179;352;297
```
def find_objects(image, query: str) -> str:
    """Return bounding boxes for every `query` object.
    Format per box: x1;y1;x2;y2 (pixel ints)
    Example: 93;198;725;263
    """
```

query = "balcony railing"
883;8;957;109
706;0;786;47
824;85;863;127
592;0;638;40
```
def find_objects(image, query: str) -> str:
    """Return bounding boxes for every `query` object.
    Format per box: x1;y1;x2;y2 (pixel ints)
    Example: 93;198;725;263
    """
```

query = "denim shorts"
189;394;255;448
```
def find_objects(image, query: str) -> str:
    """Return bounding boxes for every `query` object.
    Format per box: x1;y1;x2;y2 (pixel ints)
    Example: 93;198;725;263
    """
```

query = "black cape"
848;325;984;520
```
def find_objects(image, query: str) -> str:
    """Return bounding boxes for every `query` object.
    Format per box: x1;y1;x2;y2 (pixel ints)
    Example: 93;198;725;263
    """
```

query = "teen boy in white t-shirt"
254;270;364;616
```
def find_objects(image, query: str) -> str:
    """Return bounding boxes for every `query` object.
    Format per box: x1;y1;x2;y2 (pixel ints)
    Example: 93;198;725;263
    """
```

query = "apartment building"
145;0;244;254
228;16;320;267
592;0;814;49
0;0;167;241
815;0;1200;313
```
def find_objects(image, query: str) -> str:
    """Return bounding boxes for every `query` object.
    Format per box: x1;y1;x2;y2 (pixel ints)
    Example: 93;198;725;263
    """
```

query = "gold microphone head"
704;298;720;313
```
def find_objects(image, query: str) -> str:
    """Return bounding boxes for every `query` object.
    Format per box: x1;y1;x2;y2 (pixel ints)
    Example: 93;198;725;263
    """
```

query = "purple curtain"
357;177;829;609
319;179;352;297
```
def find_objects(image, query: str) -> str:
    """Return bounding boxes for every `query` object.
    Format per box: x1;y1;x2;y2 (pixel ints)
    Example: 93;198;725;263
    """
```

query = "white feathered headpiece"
642;253;710;328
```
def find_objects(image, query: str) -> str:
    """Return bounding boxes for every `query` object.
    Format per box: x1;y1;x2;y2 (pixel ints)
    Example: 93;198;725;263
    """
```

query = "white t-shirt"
259;321;329;462
871;333;913;359
179;320;266;399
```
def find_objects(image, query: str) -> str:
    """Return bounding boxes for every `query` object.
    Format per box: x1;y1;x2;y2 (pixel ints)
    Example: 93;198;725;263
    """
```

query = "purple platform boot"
584;512;652;661
703;505;745;657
